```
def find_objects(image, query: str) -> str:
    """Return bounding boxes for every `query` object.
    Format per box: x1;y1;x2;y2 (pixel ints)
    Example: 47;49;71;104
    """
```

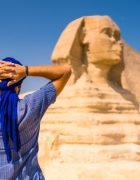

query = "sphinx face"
83;17;123;65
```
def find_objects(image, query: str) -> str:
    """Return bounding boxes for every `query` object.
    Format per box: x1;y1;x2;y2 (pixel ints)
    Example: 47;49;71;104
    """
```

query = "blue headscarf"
0;57;26;162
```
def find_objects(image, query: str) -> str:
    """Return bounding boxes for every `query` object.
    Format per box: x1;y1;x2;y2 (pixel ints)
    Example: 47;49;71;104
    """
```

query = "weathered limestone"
37;16;140;179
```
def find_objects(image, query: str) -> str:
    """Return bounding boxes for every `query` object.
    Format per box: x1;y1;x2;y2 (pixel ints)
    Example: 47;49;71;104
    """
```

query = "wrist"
24;66;29;76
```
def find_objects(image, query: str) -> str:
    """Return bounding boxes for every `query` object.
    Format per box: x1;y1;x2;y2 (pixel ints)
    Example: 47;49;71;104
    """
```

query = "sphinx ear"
51;17;86;82
51;17;84;64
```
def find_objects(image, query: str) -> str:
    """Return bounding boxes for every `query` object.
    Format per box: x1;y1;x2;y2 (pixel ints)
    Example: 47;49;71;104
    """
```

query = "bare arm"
27;65;72;96
27;65;70;79
8;64;72;97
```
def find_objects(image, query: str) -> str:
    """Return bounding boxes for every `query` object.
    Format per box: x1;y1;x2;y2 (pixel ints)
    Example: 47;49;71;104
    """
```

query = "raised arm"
7;64;72;97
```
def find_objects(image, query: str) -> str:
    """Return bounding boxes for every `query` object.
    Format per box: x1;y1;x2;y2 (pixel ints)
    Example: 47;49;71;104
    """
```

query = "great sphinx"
38;16;140;179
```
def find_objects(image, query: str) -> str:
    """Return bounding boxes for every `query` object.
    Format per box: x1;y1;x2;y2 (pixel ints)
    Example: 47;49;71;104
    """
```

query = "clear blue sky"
0;0;140;93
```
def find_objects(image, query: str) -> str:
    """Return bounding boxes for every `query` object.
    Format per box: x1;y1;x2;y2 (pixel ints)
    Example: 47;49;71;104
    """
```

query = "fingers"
0;65;15;75
0;60;15;71
4;66;15;72
0;63;15;70
0;68;15;75
0;60;14;65
7;79;17;87
0;62;25;86
0;61;16;84
0;73;14;79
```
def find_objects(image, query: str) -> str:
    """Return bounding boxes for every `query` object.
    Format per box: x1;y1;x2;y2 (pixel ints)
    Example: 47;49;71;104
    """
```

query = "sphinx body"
38;16;140;179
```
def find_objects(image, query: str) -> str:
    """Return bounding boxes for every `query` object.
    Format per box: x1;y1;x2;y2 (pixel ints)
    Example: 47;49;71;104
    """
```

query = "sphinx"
38;16;140;179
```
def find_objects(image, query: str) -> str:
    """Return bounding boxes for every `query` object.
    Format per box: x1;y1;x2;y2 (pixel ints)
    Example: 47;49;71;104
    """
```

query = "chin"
113;57;122;64
106;55;122;65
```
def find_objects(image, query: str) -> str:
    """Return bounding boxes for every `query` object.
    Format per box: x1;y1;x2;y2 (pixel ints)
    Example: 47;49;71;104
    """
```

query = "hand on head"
7;64;26;87
0;60;16;82
0;60;26;86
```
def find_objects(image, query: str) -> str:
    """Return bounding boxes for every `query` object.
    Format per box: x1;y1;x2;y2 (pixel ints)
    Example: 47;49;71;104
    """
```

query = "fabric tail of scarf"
0;89;21;162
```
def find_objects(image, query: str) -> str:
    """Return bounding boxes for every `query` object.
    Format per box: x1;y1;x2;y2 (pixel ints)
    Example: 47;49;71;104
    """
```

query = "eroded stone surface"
36;16;140;179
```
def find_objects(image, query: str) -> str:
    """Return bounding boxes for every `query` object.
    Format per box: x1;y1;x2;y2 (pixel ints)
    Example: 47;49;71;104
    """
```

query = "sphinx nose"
112;42;123;52
118;42;123;52
110;36;116;43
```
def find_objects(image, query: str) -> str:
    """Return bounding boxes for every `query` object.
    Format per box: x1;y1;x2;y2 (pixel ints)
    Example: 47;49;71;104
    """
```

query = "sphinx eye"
100;27;112;37
114;30;121;41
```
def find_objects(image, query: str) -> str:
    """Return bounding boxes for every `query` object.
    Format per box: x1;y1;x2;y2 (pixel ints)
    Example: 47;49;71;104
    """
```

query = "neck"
87;63;111;84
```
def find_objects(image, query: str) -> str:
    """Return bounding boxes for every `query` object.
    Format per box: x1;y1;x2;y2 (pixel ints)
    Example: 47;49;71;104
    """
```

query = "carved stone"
37;16;140;179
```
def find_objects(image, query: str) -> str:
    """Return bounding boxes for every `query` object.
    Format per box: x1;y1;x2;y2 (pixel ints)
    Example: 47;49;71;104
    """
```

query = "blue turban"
0;57;26;162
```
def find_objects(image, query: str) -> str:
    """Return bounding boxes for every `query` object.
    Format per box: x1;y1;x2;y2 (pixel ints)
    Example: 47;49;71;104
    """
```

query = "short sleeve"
23;80;57;121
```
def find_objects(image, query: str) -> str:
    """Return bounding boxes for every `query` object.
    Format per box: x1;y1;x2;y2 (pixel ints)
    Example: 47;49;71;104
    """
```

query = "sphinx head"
52;16;123;83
